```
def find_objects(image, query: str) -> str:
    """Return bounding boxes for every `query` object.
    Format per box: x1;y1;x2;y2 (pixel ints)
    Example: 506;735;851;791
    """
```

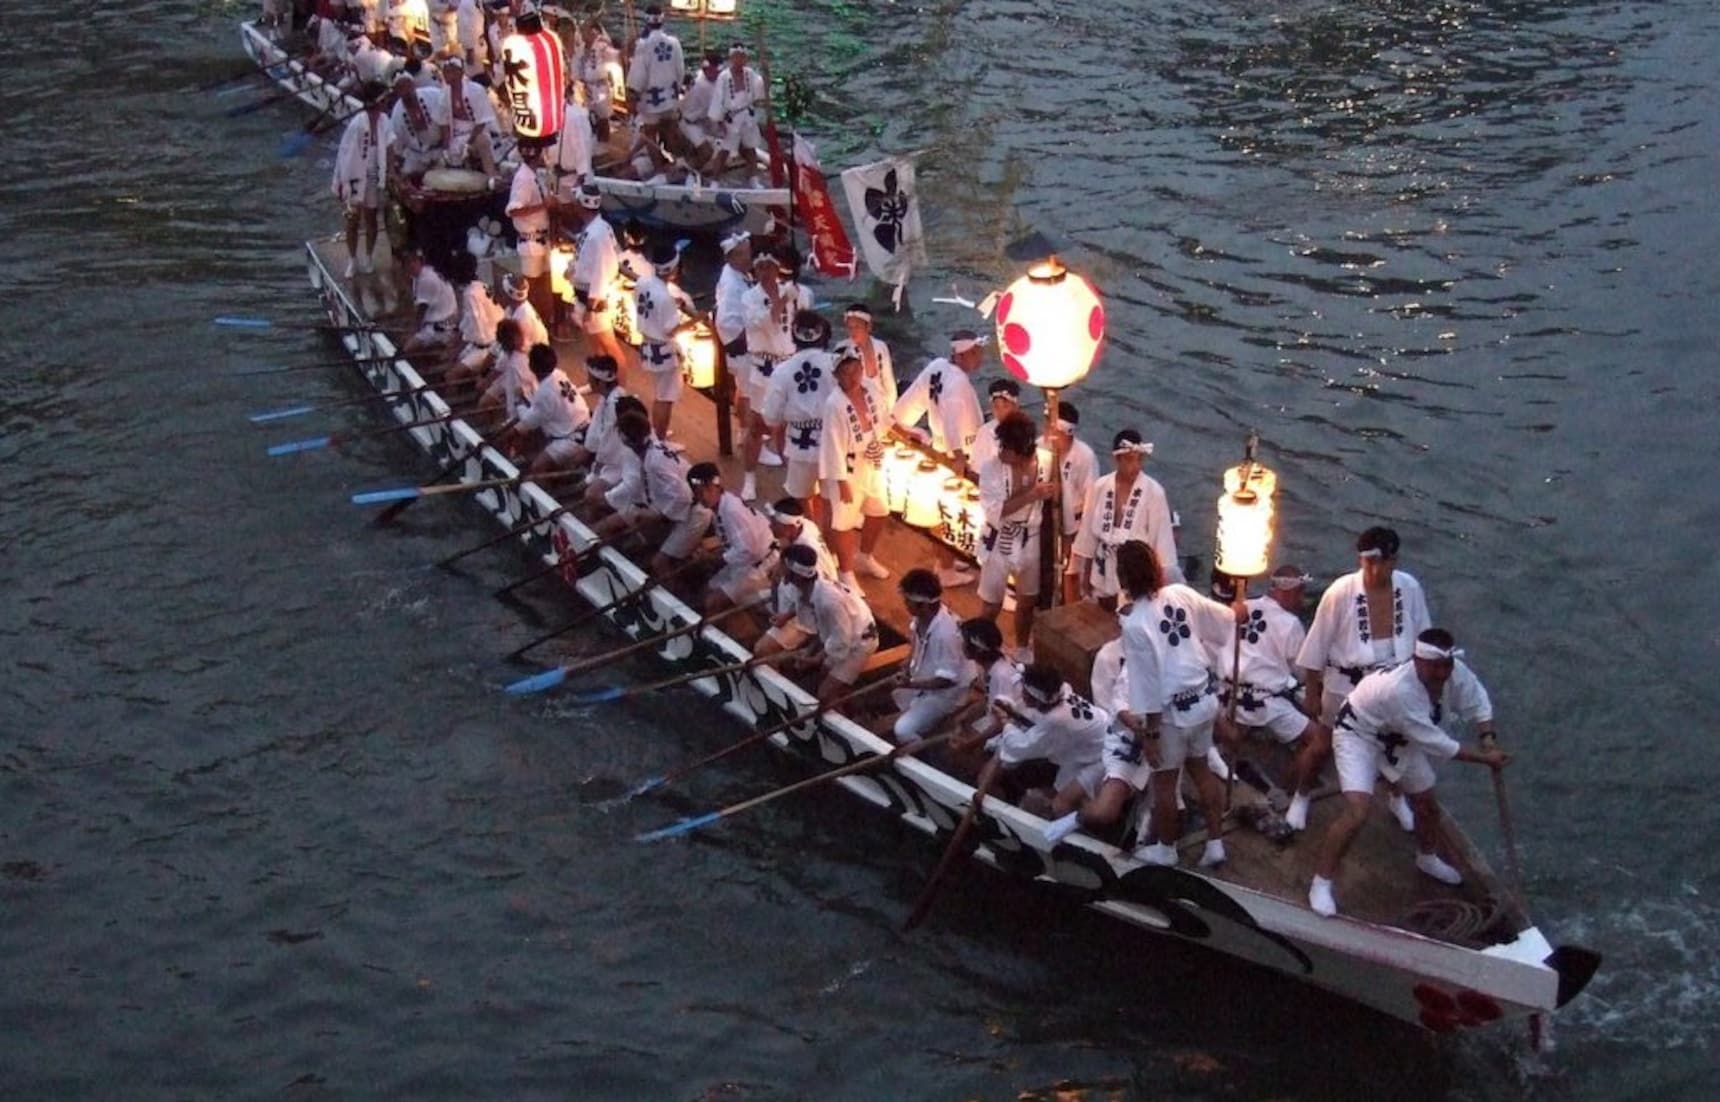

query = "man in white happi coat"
597;411;708;580
562;181;626;365
501;342;590;475
401;247;460;357
842;302;896;410
1071;429;1181;608
388;70;446;178
451;252;504;373
704;41;765;178
888;569;976;743
505;141;556;325
967;377;1021;476
499;272;549;350
893;329;986;587
627;6;684;140
426;0;457;56
685;463;777;614
332;81;393;278
767;544;879;705
676;50;723;162
1214;565;1328;831
738;252;812;499
713;229;755;423
630;242;697;439
818;350;892;593
573;357;636;505
948;617;1023;771
1047;401;1099;604
1296;525;1433;831
759;312;835;520
475;317;536;417
1308;629;1508;917
977;411;1056;657
978;664;1107;821
1111;540;1243;868
437;56;500;178
753;498;838;661
570;18;622;142
547;95;596;192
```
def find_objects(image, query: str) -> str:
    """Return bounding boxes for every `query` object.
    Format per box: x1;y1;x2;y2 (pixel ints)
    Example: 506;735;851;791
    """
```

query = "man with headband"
1308;628;1507;917
567;354;630;485
1046;402;1098;604
705;41;766;179
1296;525;1433;832
892;329;987;587
1070;429;1181;609
714;229;755;427
632;241;698;438
764;544;879;704
1214;564;1329;832
738;251;812;497
887;570;975;743
948;617;1025;776
976;411;1056;659
843;303;896;409
500;271;550;351
685;463;776;614
626;6;686;147
563;181;626;366
967;377;1021;474
760;311;836;520
502;342;590;476
753;499;838;662
818;348;892;591
974;664;1107;821
595;410;705;581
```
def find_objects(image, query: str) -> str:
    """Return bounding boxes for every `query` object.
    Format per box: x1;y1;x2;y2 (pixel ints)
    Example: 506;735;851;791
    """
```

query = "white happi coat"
903;607;976;715
1119;583;1232;725
1089;637;1127;715
893;358;982;459
572;34;621;120
548;104;595;182
713;492;775;569
1216;595;1307;712
1059;437;1099;535
627;28;685;116
713;263;752;352
991;693;1108;793
459;281;503;347
583;385;632;478
506;301;549;351
1071;470;1180;598
568;214;619;306
1338;660;1492;771
742;281;813;385
707;64;764;128
760;349;836;462
1296;569;1432;697
818;384;887;493
516;368;590;442
506;162;552;275
454;0;484;62
443;77;498;167
332;111;393;205
796;577;877;667
854;334;897;410
612;439;694;521
978;454;1047;551
679;69;717;137
632;269;695;375
389;84;446;174
492;348;537;418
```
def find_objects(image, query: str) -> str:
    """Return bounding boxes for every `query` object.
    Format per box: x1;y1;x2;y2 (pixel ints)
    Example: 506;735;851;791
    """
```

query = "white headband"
1413;641;1464;661
721;230;750;253
1054;418;1075;433
844;307;872;323
1112;441;1154;456
1021;682;1061;707
1270;572;1312;591
950;335;989;354
786;556;819;579
1358;547;1386;560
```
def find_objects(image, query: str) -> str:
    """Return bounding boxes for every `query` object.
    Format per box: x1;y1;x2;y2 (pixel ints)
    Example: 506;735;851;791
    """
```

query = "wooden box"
1032;600;1120;698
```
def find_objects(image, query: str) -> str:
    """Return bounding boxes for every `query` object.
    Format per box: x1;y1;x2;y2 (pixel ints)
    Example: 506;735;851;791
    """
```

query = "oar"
503;597;764;696
1489;759;1527;911
489;512;662;598
268;410;458;456
567;647;805;707
233;352;406;378
504;560;682;662
249;378;471;423
902;756;1005;932
617;675;901;802
280;97;367;158
226;84;312;117
215;314;383;333
637;731;953;843
199;48;304;91
352;465;578;506
371;432;503;525
436;505;573;569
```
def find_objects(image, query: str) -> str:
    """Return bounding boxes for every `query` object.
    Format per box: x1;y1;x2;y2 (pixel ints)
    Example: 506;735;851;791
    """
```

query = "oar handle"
591;645;806;703
902;757;1003;931
553;595;764;681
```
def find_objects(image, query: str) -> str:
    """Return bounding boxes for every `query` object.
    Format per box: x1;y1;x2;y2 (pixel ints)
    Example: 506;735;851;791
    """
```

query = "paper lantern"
1214;458;1277;579
499;25;566;142
612;271;641;348
993;256;1105;390
937;477;969;544
963;487;985;546
669;0;740;16
883;444;919;514
903;460;944;528
676;318;719;389
549;245;575;302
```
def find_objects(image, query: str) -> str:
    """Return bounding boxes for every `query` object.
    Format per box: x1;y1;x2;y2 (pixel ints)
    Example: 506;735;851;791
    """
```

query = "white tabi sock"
740;472;758;500
1199;839;1227;868
1415;852;1464;886
1135;842;1178;867
1309;875;1337;917
1285;791;1311;832
1042;812;1081;845
1206;747;1231;780
1390;793;1416;832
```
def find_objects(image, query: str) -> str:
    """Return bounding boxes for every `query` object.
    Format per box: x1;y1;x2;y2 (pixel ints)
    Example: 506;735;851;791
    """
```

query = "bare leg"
859;514;885;558
1013;598;1036;651
1079;778;1136;832
650;400;673;440
1148;769;1182;845
829;528;858;576
1314;793;1373;880
1408;790;1445;858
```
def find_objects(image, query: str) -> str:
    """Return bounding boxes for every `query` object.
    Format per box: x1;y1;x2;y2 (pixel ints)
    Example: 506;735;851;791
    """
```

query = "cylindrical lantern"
883;444;918;514
1214;455;1277;579
903;460;944;528
612;272;641;347
938;477;967;542
676;319;719;389
993;255;1105;389
548;244;575;302
499;21;566;143
963;487;985;546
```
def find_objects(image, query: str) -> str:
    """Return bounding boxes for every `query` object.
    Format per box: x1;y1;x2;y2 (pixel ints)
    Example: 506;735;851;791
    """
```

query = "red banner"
792;136;858;279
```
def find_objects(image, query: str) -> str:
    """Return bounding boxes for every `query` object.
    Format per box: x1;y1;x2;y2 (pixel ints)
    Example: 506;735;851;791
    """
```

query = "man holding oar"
593;411;707;581
765;545;879;705
499;343;588;476
687;463;777;615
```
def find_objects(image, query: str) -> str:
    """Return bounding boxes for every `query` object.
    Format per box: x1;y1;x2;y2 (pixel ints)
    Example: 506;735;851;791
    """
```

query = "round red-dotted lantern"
993;256;1105;390
499;9;566;144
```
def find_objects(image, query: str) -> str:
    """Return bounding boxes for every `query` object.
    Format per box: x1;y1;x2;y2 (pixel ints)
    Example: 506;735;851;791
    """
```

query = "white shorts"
1333;729;1437;796
711;556;775;605
767;619;813;650
574;294;611;335
678;117;711;149
1230;690;1312;744
977;523;1043;605
715;111;761;154
828;469;888;532
825;633;880;685
728;353;755;396
783;458;819;500
1154;714;1216;774
413;320;458;347
541;435;580;464
1102;724;1153;790
891;687;966;741
659;502;714;560
459;341;494;370
746;356;783;408
638;341;683;402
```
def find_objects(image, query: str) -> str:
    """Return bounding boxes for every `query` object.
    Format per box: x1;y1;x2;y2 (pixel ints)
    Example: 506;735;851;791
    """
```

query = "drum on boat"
405;168;507;275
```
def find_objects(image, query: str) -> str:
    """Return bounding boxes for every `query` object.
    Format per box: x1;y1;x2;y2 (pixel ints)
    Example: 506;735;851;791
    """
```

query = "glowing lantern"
675;318;720;390
883;444;919;514
1213;436;1277;579
903;460;944;528
963;487;985;548
612;270;641;348
500;16;566;143
389;0;430;44
993;255;1105;390
670;0;740;16
548;244;575;302
938;477;969;544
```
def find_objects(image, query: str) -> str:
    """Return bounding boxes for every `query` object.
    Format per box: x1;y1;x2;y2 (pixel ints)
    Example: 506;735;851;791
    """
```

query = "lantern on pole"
1213;432;1276;580
499;5;566;145
993;253;1106;607
675;318;721;391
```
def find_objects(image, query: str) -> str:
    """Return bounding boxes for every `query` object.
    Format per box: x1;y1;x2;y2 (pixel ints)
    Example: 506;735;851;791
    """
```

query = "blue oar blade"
279;130;316;158
635;811;721;843
567;685;627;706
249;405;316;423
351;487;423;505
214;315;272;329
267;436;332;457
623;774;667;801
504;667;568;696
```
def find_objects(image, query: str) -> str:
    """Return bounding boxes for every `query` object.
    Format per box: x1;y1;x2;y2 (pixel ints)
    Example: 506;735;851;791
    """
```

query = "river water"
3;0;1716;1098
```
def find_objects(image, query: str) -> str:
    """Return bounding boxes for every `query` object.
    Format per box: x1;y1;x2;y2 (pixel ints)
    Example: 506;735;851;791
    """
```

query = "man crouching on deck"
764;544;879;704
1308;628;1508;917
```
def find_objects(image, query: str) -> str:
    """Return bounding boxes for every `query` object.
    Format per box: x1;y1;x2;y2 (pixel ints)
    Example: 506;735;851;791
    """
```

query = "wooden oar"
503;553;703;661
226;83;314;117
371;432;504;525
249;378;474;423
503;596;765;696
567;647;805;707
617;674;901;802
637;732;954;843
1488;758;1527;911
902;756;1004;931
436;505;573;569
492;511;667;602
352;465;578;506
215;314;382;333
281;96;369;158
234;353;410;379
268;410;459;456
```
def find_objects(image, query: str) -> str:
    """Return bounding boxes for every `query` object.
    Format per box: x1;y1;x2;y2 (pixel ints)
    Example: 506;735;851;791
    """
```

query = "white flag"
840;155;927;300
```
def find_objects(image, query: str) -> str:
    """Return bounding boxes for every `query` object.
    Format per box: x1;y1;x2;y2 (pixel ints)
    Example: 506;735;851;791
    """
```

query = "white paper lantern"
993;256;1105;391
1214;459;1277;579
499;26;566;143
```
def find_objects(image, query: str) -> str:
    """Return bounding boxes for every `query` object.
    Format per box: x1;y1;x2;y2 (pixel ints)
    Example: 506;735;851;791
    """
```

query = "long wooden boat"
297;233;1598;1038
240;21;789;234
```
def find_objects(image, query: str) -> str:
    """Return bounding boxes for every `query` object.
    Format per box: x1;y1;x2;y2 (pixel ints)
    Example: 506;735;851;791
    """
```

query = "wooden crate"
1032;600;1119;698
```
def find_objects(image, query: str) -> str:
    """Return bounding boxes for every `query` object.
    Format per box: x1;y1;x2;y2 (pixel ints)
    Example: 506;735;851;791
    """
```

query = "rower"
1113;540;1243;868
502;343;590;475
713;231;755;429
976;664;1107;821
687;463;777;614
766;544;880;705
596;411;705;581
500;273;550;352
482;0;514;88
705;41;766;179
892;330;986;587
1070;429;1181;610
438;56;501;180
580;389;647;517
738;252;810;498
1214;565;1329;832
817;348;892;591
759;311;835;519
332;80;392;279
388;70;446;181
504;141;555;328
562;181;626;367
400;247;461;358
753;498;838;662
475;317;535;417
677;50;724;167
1046;402;1098;605
567;353;628;468
571;17;621;143
1308;629;1507;918
626;6;685;147
968;377;1021;474
976;411;1055;660
888;570;976;743
631;241;698;439
447;251;503;379
843;303;896;409
1296;526;1433;832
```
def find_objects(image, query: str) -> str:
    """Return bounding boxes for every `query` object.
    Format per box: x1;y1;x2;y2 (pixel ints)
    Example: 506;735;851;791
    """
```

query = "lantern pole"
714;327;734;458
1220;429;1261;812
1038;386;1063;610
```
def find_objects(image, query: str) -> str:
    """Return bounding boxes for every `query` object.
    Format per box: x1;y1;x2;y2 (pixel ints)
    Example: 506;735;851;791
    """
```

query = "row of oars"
220;311;1003;930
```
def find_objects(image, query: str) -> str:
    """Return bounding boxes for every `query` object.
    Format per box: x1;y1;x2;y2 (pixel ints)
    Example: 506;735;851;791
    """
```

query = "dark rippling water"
3;1;1717;1097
